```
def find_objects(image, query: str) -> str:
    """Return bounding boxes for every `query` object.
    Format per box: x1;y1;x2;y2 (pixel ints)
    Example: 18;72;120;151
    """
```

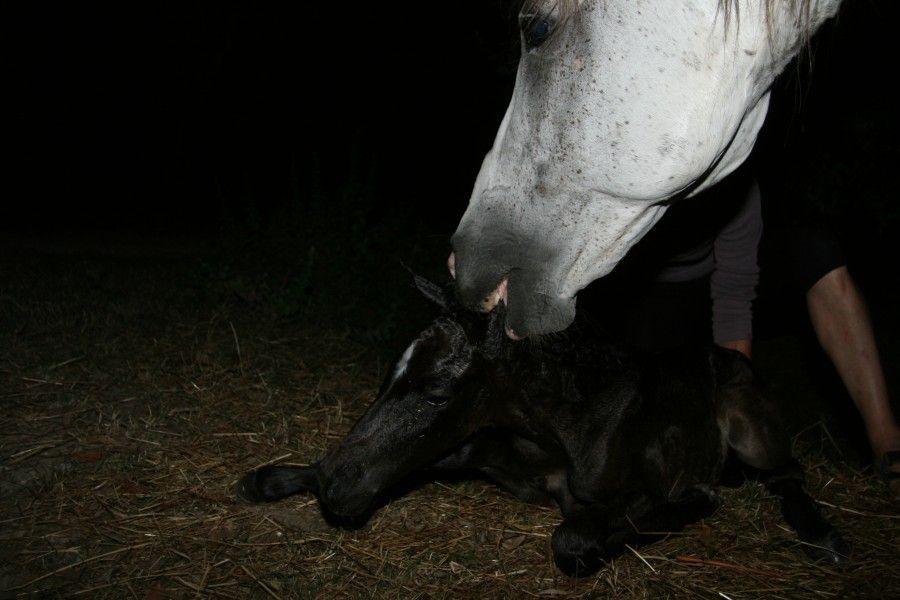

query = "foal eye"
425;393;450;407
520;14;555;49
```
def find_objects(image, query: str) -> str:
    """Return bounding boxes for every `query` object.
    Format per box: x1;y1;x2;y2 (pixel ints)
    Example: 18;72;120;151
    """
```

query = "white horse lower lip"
476;278;522;339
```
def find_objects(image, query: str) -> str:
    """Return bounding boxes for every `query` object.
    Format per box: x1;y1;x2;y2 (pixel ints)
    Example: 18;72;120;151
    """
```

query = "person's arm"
710;181;762;360
718;339;752;359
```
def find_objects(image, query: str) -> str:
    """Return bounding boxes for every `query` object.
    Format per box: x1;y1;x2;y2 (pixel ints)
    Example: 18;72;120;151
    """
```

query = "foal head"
316;277;507;518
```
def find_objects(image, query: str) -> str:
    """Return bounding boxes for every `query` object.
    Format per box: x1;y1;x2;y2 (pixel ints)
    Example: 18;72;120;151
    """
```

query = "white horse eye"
521;14;554;49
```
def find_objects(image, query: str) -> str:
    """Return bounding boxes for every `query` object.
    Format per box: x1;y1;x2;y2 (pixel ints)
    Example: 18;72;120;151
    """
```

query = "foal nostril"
322;481;342;506
321;479;376;518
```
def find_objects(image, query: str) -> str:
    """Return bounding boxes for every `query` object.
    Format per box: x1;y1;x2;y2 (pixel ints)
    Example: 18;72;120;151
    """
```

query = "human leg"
806;266;900;496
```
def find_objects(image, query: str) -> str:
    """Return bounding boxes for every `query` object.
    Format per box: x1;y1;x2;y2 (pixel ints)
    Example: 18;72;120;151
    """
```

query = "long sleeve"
710;181;762;344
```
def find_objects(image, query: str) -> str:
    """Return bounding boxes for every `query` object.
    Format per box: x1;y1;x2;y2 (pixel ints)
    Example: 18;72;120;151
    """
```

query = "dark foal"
237;277;847;576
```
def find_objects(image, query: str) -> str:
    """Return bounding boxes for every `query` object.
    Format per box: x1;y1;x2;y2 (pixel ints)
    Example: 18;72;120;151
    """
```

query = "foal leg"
714;350;848;563
726;411;848;563
761;464;849;563
599;486;722;558
551;488;720;577
236;465;319;503
550;510;613;577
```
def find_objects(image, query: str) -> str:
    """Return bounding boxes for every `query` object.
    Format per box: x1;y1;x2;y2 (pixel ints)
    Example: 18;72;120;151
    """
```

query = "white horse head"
451;0;841;337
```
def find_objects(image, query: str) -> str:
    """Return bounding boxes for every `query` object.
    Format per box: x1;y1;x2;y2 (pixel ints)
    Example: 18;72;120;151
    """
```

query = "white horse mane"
524;0;822;39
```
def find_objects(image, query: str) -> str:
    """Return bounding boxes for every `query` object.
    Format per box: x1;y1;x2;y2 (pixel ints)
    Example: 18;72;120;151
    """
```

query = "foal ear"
412;274;453;309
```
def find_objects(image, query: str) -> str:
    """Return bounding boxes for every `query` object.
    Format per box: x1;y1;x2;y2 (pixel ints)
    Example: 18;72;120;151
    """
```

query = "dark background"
10;1;895;237
10;1;523;232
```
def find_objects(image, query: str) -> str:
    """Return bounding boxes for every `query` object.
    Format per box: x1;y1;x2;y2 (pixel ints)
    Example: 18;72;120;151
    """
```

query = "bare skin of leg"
806;266;900;496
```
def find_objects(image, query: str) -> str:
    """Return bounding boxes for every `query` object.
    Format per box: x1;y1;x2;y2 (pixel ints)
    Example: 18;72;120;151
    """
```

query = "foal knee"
713;348;790;469
725;408;791;470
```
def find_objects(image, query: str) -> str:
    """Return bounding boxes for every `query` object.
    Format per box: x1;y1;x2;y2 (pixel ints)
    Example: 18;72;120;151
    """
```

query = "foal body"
238;280;846;575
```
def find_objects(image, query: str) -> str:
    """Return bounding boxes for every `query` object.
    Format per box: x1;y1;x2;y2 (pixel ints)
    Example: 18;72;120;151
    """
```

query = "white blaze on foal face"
451;0;842;337
391;340;418;383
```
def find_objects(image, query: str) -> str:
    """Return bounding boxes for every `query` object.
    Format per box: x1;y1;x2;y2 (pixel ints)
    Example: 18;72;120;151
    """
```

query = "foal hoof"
803;529;851;565
551;525;604;577
235;465;318;504
236;468;293;504
235;469;268;504
552;547;603;578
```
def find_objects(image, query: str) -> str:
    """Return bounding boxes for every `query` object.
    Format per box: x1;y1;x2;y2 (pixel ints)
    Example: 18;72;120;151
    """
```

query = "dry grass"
1;248;898;599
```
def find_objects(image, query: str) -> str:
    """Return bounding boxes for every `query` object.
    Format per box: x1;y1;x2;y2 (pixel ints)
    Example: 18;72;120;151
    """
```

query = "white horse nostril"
447;253;456;279
480;278;509;312
481;289;501;311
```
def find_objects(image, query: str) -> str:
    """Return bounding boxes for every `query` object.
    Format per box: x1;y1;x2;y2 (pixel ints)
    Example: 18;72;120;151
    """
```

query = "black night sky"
8;1;898;240
11;2;523;231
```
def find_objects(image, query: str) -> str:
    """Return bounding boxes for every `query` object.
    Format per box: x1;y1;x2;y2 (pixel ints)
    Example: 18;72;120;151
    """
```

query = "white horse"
450;0;842;338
